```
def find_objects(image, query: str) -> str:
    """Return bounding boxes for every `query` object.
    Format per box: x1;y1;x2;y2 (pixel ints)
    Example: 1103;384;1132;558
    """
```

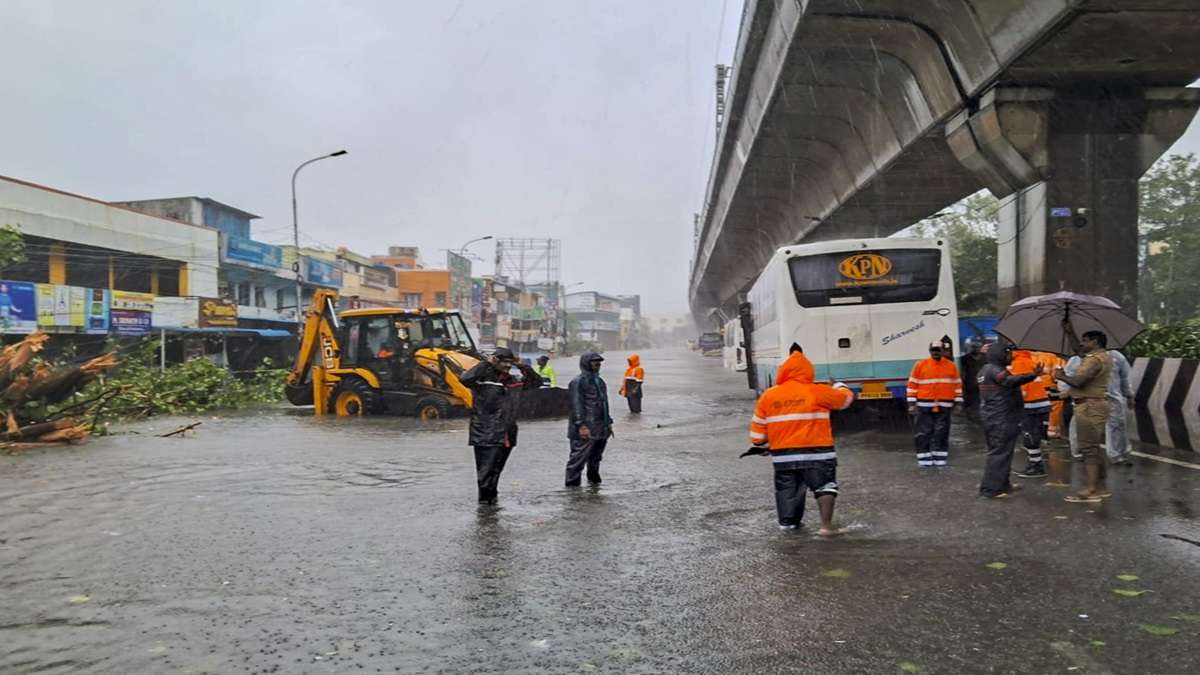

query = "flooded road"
2;348;1199;673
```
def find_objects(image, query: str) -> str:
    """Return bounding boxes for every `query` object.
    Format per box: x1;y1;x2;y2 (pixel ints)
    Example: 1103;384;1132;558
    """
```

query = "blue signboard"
223;235;283;269
111;309;152;336
306;256;343;288
85;288;110;334
0;280;38;334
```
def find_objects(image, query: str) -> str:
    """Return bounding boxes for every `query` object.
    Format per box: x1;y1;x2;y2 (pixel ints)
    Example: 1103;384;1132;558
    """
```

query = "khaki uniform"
1068;350;1112;467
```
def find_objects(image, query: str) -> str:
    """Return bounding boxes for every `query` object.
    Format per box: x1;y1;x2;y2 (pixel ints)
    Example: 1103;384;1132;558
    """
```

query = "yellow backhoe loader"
285;289;569;418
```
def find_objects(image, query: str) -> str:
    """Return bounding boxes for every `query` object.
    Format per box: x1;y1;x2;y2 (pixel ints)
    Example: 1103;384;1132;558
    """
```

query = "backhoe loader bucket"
514;387;572;419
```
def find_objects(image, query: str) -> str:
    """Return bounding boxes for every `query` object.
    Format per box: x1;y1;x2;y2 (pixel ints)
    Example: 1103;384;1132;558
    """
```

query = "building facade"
565;291;622;351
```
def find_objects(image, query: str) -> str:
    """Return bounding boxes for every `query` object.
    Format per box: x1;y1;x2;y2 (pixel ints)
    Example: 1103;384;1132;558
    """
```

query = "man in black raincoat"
460;347;543;503
565;352;613;486
977;341;1043;498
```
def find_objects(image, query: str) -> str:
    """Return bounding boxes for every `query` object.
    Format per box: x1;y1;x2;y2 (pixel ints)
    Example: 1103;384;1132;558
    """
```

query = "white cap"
929;341;944;349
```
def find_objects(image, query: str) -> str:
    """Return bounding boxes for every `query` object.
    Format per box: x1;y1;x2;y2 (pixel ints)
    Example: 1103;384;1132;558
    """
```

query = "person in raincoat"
1011;350;1055;478
534;354;557;387
619;354;645;413
565;352;613;486
459;347;543;503
1106;349;1135;465
959;338;986;419
977;342;1044;499
748;347;854;535
906;341;962;467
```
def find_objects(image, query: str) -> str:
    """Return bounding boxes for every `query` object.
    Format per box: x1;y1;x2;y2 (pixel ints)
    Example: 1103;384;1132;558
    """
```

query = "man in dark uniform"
959;338;986;419
565;352;613;486
977;342;1043;499
460;347;543;503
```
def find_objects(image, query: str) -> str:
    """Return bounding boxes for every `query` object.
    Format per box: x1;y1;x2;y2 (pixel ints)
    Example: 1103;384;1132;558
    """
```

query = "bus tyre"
332;377;381;416
415;396;452;420
285;383;314;406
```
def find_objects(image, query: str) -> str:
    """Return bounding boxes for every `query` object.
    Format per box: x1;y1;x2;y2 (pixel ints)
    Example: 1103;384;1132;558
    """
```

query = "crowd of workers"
458;348;645;504
456;326;1133;530
746;324;1134;533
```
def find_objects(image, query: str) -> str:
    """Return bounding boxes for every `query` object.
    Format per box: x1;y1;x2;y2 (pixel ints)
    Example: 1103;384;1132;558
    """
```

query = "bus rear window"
788;249;941;307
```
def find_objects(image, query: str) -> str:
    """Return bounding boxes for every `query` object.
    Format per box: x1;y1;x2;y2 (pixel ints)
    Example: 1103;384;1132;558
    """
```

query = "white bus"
722;318;747;372
746;238;958;404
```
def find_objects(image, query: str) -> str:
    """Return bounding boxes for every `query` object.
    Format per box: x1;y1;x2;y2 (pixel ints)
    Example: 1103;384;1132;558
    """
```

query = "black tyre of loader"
332;377;382;416
415;396;452;420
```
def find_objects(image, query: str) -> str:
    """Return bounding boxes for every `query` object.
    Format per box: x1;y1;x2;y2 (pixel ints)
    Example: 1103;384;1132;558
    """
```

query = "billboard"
198;297;238;327
223;234;284;270
112;290;154;336
0;280;37;334
152;297;199;329
36;284;87;328
306;256;342;288
85;288;110;334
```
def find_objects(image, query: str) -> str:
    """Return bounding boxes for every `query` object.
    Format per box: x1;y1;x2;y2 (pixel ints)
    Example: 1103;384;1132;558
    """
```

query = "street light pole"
291;149;347;326
453;235;492;311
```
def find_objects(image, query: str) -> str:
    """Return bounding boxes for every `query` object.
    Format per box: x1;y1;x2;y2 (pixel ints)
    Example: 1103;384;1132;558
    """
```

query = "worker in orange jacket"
1011;350;1058;477
747;346;854;535
619;354;645;413
906;341;963;467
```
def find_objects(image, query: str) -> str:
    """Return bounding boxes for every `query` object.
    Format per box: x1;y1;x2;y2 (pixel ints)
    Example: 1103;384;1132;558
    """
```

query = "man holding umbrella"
1053;329;1113;503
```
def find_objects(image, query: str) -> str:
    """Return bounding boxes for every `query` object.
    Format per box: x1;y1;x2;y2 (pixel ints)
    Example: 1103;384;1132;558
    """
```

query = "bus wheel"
415;397;451;420
333;378;380;416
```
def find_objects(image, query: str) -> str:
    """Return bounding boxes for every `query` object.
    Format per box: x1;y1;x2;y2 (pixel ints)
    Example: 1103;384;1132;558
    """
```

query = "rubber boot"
1046;450;1070;487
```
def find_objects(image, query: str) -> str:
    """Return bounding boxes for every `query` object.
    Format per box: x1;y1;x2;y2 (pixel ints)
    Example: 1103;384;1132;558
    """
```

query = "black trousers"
913;409;951;465
626;393;642;413
474;445;512;501
1021;409;1050;460
979;418;1020;496
565;438;607;485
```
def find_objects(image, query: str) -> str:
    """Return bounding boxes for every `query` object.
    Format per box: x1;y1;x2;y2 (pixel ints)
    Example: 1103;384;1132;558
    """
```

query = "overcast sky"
1;0;743;314
6;2;1200;314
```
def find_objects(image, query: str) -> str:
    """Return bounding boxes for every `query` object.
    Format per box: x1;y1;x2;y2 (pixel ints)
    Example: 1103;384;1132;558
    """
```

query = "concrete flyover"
691;0;1200;322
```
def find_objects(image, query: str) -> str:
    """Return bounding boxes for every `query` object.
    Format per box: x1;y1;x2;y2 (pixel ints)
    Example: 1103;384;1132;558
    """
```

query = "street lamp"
452;236;493;311
291;149;348;325
457;235;493;257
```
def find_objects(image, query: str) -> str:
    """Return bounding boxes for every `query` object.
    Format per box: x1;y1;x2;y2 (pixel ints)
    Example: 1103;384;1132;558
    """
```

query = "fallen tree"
0;333;120;448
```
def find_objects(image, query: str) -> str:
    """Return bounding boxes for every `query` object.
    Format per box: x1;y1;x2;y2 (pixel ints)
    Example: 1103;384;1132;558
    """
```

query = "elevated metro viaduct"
690;0;1200;324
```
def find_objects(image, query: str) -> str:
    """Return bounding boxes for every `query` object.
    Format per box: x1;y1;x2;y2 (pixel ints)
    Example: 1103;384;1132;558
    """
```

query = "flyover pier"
691;0;1200;323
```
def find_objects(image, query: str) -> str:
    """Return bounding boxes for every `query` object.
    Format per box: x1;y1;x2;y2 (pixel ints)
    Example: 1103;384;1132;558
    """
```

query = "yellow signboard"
837;253;899;288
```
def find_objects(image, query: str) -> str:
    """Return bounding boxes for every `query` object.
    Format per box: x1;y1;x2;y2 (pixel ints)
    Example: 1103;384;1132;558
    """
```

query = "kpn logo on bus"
838;253;892;281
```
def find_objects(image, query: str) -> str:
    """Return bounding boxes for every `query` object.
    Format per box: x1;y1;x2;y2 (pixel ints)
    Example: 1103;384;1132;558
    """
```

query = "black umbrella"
994;291;1143;355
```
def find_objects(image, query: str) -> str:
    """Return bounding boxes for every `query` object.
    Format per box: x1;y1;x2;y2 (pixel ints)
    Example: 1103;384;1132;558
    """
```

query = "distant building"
117;196;303;327
372;246;424;270
392;270;452;309
645;312;694;346
1;176;218;297
565;291;622;351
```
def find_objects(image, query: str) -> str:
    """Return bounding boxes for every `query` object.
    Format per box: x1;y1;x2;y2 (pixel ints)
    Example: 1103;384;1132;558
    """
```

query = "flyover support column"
947;87;1200;313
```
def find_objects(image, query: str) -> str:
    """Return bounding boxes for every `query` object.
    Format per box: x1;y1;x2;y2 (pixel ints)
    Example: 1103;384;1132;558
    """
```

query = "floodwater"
2;349;1198;673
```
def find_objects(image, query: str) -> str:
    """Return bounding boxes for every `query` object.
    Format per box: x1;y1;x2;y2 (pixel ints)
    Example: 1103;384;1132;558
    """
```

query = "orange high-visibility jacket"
905;357;963;408
620;354;644;397
1011;350;1054;409
749;351;854;463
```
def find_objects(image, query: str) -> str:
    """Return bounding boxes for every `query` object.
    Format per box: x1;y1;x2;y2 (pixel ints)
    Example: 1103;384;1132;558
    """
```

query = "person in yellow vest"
906;341;963;467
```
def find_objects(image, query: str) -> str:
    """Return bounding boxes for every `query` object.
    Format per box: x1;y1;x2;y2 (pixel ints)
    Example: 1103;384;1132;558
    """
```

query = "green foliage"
0;224;26;273
1125;320;1200;359
81;339;285;421
909;192;999;315
1140;154;1200;325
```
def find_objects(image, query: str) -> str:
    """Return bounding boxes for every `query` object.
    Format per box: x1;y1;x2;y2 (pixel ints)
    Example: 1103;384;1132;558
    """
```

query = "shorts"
773;459;839;496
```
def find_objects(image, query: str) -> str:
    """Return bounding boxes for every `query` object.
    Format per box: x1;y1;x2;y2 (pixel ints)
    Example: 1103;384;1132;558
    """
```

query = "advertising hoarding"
0;280;37;334
223;234;283;269
198;297;238;327
306;257;342;288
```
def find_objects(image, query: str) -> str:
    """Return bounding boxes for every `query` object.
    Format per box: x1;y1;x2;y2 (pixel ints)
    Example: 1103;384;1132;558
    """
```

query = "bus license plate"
858;382;892;400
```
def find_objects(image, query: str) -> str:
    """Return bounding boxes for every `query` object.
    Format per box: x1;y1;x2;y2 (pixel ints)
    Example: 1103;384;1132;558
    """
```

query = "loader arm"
286;289;343;390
